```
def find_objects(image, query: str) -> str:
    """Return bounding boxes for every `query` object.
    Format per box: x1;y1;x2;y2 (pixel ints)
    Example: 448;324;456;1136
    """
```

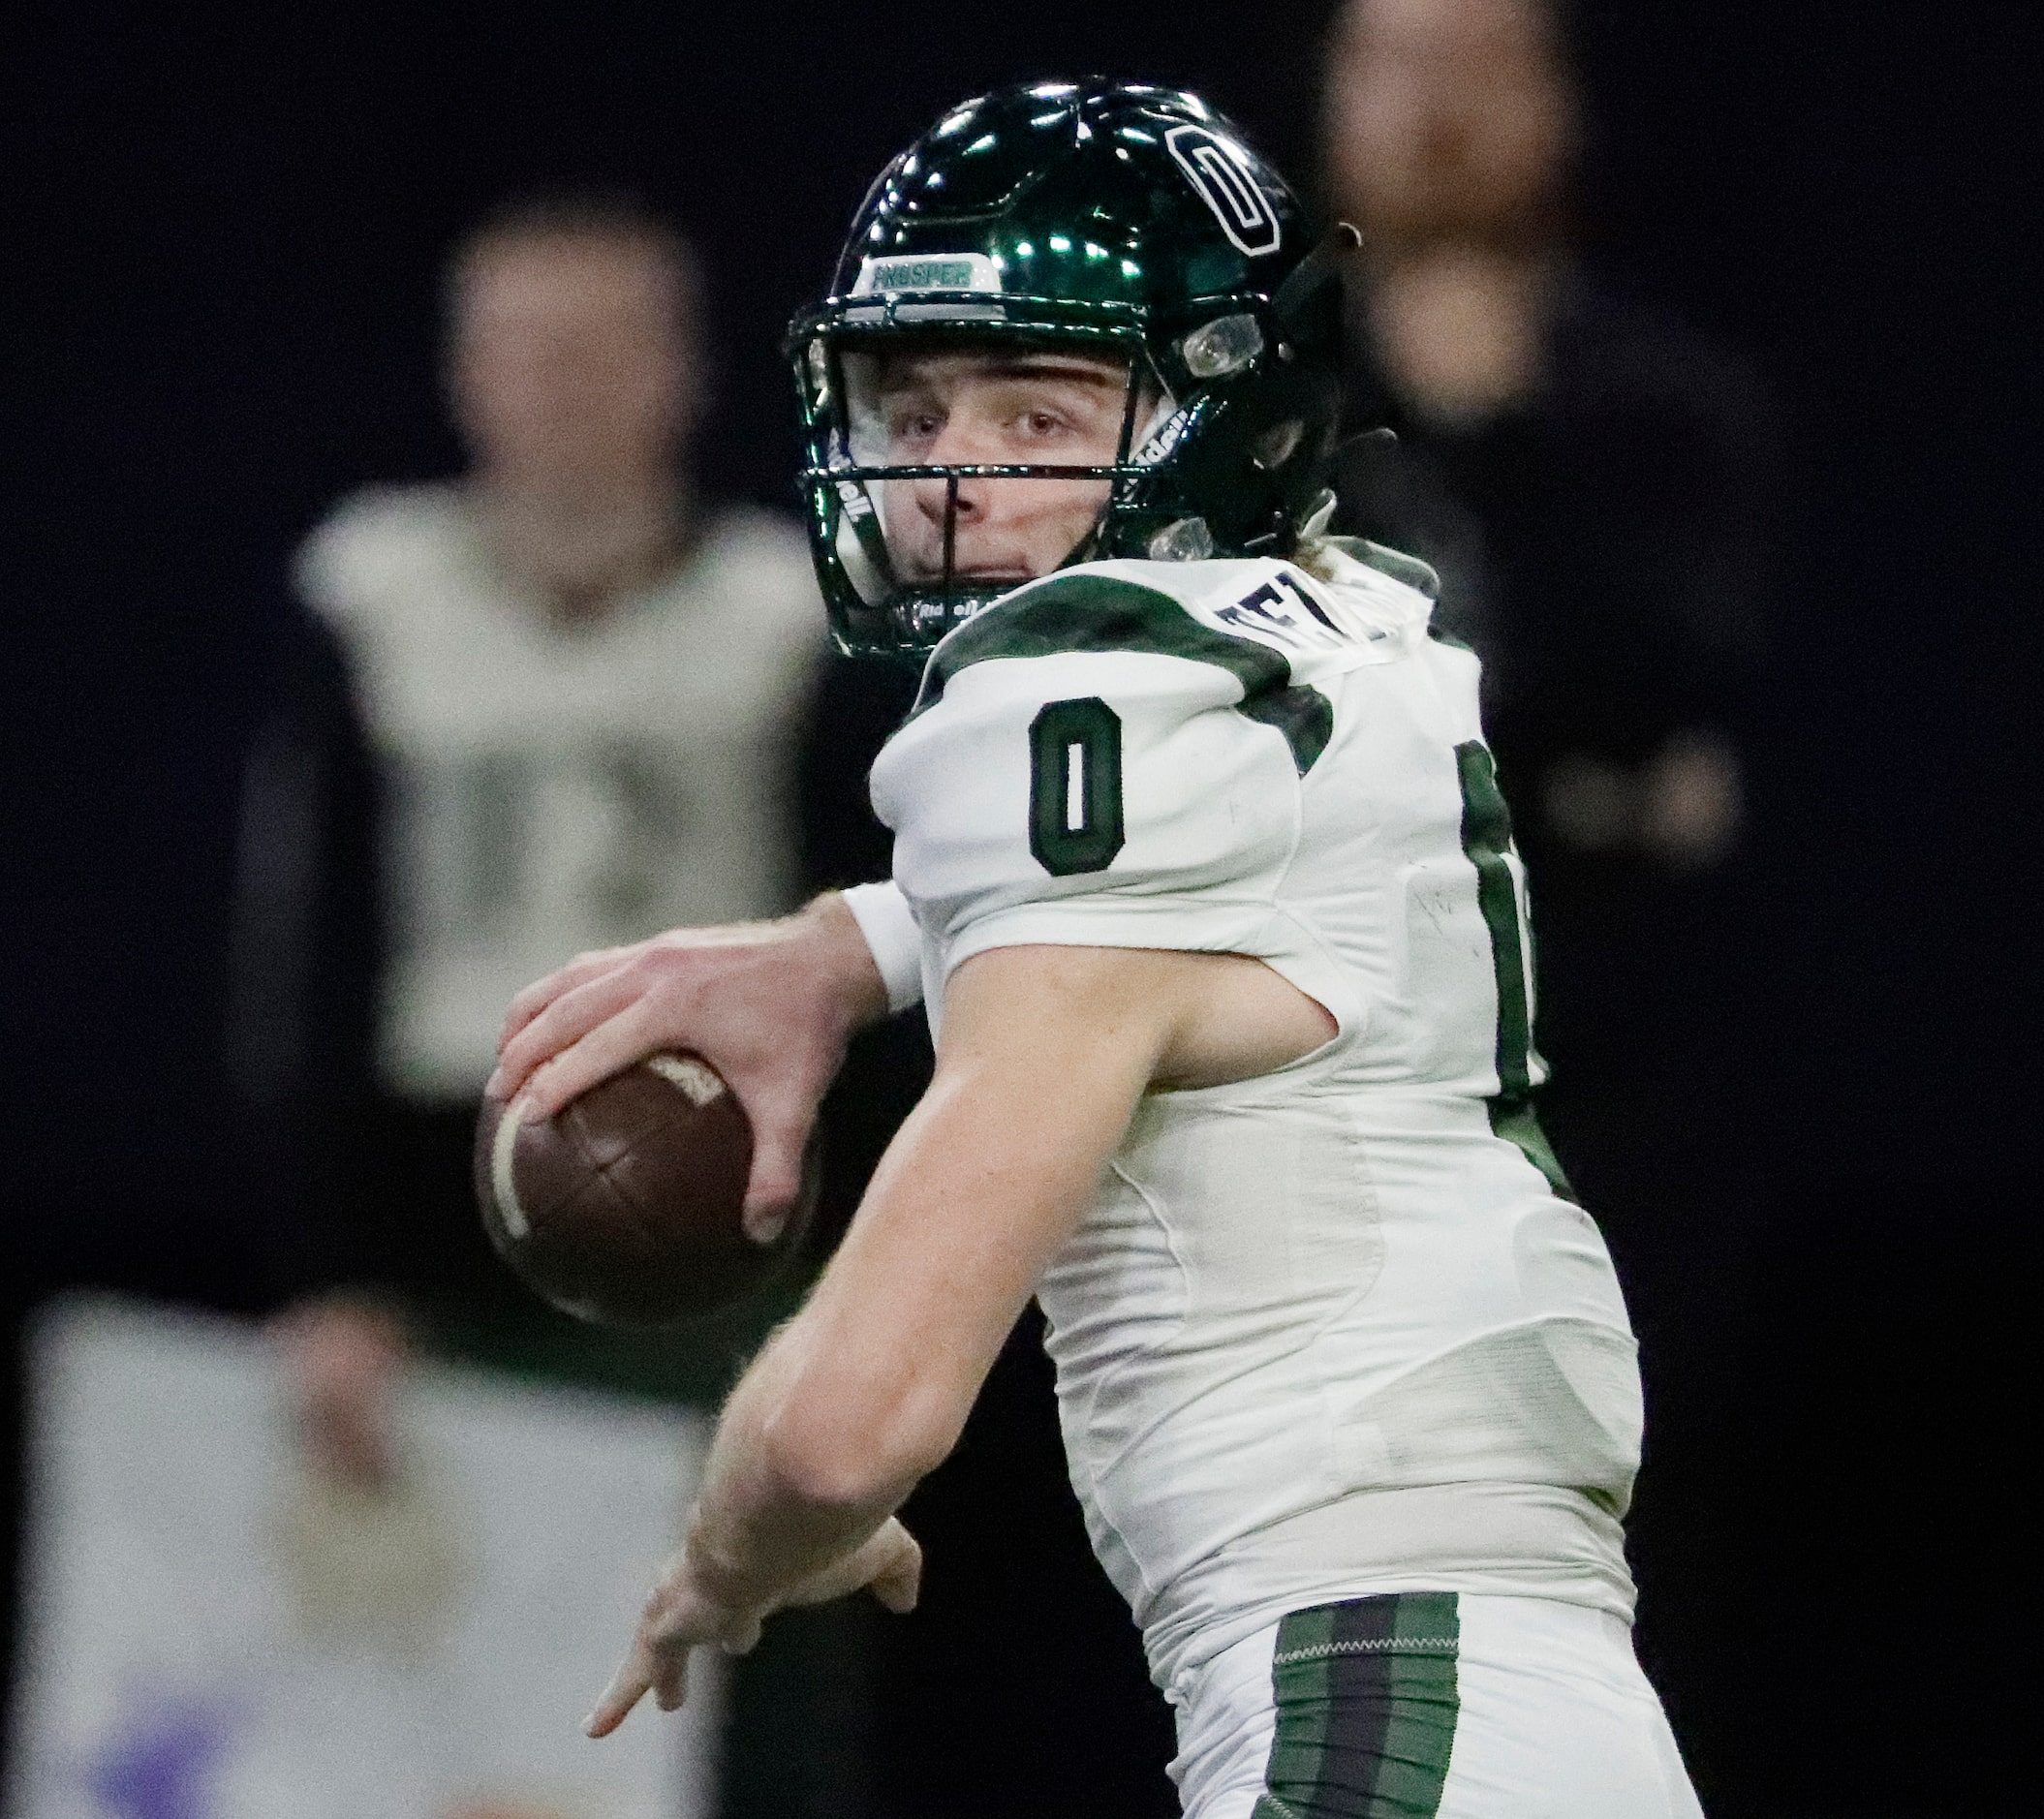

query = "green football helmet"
790;79;1353;658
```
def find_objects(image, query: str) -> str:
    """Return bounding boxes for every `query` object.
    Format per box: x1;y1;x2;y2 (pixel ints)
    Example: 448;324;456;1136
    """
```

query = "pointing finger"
584;1640;659;1739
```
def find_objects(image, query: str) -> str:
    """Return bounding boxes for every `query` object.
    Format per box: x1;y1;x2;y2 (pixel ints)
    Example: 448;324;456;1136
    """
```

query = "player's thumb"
869;1521;922;1615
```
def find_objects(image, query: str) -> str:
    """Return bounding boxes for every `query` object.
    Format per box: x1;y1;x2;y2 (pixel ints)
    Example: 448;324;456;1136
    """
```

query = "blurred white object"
6;1297;716;1819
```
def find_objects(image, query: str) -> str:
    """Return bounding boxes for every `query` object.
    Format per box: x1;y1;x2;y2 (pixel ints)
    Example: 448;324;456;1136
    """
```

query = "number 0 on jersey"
1030;697;1126;877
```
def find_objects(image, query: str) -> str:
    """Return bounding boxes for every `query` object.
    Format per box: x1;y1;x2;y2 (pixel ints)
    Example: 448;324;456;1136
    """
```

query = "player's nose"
911;472;986;526
910;412;998;528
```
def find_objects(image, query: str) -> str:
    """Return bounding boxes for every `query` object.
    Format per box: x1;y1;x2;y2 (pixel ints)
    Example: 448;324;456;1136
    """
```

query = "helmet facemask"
798;321;1178;656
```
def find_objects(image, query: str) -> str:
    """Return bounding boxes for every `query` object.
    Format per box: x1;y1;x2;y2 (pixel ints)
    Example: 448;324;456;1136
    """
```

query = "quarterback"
492;82;1703;1817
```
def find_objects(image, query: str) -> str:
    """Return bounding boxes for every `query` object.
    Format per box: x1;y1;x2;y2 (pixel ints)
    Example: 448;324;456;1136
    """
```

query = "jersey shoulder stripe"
911;568;1335;775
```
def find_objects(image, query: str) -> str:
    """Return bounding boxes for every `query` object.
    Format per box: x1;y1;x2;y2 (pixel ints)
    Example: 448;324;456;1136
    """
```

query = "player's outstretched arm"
489;893;890;1236
583;941;1332;1737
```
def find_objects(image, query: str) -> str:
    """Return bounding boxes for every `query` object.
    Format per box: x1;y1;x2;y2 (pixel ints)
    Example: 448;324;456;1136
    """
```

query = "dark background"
5;3;2039;1815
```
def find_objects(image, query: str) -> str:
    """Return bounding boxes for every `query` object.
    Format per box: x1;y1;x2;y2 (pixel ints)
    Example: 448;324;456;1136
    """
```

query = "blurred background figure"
230;193;865;1818
275;1295;416;1495
1324;0;1771;877
278;191;825;1312
9;1298;712;1819
1320;0;1781;1767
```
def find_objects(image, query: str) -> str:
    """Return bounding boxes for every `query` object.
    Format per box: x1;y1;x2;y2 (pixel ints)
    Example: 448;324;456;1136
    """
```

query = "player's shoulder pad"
911;556;1422;776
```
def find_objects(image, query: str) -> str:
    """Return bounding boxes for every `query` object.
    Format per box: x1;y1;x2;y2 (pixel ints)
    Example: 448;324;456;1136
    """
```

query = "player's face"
852;347;1137;585
1323;0;1576;242
449;232;702;486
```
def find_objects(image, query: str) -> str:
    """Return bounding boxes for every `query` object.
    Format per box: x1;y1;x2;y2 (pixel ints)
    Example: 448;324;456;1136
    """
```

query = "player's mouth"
903;563;1037;585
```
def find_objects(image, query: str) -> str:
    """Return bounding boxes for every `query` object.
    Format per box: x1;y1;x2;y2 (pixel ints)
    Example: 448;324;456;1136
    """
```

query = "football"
474;1052;806;1327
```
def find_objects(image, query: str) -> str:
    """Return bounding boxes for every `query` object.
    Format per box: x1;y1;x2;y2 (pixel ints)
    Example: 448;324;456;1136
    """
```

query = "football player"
491;81;1702;1817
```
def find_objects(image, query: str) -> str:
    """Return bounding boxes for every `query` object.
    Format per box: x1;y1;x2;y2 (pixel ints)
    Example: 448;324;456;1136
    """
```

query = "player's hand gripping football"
583;1515;922;1736
489;895;888;1242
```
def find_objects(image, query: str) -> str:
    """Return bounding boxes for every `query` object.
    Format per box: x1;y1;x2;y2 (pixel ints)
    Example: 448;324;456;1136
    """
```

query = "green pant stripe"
1252;1593;1460;1819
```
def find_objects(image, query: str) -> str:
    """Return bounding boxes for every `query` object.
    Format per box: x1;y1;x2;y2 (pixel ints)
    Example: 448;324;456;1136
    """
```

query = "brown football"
474;1052;806;1327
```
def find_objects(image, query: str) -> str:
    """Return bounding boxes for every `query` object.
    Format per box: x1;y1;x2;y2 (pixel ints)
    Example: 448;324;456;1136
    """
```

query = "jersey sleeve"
870;566;1347;1012
839;880;926;1013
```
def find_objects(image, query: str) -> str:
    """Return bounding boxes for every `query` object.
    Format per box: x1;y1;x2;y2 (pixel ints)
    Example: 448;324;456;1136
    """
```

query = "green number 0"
1030;697;1126;877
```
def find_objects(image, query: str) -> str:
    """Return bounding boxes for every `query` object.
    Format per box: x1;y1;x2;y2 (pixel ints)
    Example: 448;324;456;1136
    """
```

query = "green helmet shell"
790;79;1348;658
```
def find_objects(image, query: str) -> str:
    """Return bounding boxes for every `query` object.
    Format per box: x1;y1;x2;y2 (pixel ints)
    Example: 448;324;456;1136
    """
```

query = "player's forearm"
704;976;1159;1574
675;1138;988;1618
682;952;1166;1610
679;1320;905;1615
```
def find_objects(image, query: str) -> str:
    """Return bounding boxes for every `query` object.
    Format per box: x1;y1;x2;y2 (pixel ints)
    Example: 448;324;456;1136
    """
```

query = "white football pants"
1170;1592;1706;1819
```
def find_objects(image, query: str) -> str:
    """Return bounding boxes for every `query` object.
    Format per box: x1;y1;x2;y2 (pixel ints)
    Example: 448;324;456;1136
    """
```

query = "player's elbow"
759;1379;960;1513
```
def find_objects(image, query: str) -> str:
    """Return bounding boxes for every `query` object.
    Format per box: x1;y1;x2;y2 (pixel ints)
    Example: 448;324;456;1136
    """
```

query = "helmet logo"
1164;125;1281;258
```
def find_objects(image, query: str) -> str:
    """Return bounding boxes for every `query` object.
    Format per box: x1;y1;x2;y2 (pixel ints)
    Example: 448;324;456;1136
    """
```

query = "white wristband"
839;881;925;1014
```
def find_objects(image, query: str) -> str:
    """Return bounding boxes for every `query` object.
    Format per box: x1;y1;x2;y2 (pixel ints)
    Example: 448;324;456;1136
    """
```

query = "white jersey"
298;484;824;1100
869;545;1642;1697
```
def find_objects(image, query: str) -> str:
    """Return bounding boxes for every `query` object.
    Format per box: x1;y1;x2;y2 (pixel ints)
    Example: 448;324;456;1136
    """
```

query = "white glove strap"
839;881;925;1014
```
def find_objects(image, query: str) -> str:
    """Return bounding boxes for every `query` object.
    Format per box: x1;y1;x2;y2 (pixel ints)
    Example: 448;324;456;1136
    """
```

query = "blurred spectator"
1321;0;1780;1201
274;1295;416;1495
1324;0;1773;899
282;192;825;1313
1321;0;1781;1776
235;192;864;1818
224;601;387;1299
